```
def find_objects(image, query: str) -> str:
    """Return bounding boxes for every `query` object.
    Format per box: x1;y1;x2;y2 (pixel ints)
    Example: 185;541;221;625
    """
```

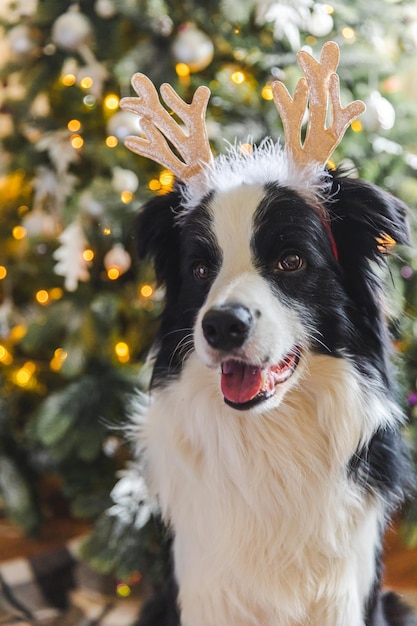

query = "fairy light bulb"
114;341;130;363
104;94;120;111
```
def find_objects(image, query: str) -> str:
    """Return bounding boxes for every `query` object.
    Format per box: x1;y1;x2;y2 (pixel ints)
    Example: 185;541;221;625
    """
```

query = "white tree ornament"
53;220;90;291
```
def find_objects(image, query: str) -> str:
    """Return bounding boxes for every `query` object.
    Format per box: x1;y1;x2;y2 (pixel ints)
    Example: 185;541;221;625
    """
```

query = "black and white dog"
133;142;416;626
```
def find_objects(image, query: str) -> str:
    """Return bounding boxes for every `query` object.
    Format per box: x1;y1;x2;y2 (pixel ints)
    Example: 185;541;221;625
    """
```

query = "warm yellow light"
323;3;334;13
107;268;120;280
306;35;317;46
342;27;355;40
114;341;130;363
12;225;27;240
103;227;111;236
159;170;174;187
351;119;363;133
50;287;63;300
0;266;7;280
68;119;81;132
116;583;131;598
36;289;49;305
231;71;245;85
80;76;94;89
0;345;12;365
10;325;26;342
104;94;120;110
71;134;84;149
261;85;274;101
175;63;190;78
121;190;133;204
140;284;154;298
106;135;118;148
83;249;94;262
149;179;161;191
15;362;36;386
50;347;68;372
62;73;76;86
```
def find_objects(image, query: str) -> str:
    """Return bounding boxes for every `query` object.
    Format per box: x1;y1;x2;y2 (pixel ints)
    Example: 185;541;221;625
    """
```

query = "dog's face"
188;182;346;411
137;169;409;411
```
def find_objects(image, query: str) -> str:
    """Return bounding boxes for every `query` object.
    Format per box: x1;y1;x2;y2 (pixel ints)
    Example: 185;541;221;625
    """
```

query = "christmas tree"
1;0;417;595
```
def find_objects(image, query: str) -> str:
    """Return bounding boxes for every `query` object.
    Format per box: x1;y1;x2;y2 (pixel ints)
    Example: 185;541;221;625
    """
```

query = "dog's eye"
275;253;304;273
193;262;210;280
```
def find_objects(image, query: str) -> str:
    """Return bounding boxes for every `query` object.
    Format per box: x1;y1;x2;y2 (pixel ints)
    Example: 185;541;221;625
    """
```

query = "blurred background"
0;0;417;623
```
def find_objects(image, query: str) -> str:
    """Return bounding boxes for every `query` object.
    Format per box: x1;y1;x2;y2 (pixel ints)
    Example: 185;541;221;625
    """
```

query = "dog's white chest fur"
143;353;386;626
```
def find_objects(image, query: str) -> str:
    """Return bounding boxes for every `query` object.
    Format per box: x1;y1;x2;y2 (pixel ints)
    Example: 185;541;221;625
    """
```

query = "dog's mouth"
220;347;301;410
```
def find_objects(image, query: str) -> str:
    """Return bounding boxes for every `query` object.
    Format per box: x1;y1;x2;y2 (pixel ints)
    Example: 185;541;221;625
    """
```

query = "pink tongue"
221;361;264;404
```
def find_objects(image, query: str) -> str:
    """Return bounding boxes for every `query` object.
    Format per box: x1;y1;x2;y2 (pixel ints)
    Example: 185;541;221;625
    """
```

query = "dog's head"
125;42;408;411
137;161;409;411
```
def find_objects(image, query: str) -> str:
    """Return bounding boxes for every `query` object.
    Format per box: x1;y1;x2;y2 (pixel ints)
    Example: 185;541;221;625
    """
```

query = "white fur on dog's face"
193;183;306;410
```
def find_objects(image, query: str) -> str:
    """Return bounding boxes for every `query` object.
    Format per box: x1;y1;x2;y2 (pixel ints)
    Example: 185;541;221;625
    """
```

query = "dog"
133;144;415;626
121;43;416;626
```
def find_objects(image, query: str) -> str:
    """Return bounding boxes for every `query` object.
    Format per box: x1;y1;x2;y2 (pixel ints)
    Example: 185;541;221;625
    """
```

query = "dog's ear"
326;173;410;322
327;173;410;265
136;188;184;295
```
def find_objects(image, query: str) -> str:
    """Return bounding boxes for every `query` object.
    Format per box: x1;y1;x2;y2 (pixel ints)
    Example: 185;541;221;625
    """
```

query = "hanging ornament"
107;110;141;139
53;220;90;291
95;0;117;19
104;244;132;276
52;6;93;52
362;91;396;131
308;3;333;37
7;24;42;62
112;167;139;193
172;23;214;73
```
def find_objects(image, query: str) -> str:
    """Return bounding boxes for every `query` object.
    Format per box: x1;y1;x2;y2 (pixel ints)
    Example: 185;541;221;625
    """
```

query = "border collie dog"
121;43;416;626
134;144;415;626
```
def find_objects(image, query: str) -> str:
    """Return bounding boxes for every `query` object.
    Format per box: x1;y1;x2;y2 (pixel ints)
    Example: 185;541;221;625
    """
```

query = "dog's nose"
202;304;253;350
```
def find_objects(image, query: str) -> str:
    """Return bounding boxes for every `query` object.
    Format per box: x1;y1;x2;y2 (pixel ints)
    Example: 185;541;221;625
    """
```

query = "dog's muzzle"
201;304;300;410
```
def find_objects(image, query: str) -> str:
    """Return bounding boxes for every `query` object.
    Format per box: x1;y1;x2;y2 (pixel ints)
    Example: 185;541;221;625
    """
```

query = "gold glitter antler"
271;41;365;167
120;74;213;185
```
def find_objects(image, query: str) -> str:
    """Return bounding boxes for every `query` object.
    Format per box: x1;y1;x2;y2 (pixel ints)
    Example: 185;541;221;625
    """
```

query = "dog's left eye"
274;253;304;273
193;262;210;280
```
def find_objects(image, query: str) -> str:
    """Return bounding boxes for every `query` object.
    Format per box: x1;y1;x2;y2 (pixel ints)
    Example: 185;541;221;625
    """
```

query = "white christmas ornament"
53;220;90;291
308;3;333;37
52;7;92;51
172;23;214;73
104;244;131;275
362;91;396;131
112;167;139;193
95;0;117;18
8;24;42;61
107;110;141;139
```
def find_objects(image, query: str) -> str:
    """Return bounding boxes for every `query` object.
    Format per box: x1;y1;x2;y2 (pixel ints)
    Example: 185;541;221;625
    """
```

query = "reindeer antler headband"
120;41;365;187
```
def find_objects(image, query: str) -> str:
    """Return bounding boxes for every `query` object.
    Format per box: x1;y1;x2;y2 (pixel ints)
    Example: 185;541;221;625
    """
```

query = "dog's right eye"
193;263;210;280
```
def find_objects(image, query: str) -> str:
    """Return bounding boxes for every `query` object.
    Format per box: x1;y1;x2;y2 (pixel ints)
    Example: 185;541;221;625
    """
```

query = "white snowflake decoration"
255;0;312;49
53;219;90;291
108;464;158;533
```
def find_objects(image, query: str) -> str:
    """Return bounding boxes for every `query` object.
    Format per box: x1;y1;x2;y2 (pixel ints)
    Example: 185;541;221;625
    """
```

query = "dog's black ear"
136;188;184;294
327;173;410;265
325;174;410;380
